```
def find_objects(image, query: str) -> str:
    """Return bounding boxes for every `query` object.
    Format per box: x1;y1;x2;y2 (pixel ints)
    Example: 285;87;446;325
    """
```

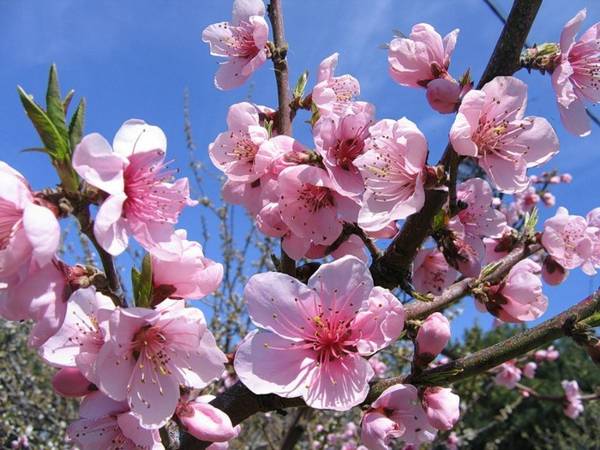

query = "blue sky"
0;0;599;336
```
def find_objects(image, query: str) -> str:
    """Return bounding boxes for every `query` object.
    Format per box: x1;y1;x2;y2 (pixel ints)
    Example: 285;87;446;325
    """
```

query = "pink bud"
360;411;401;450
541;192;555;207
51;368;94;397
177;398;236;443
415;313;451;366
560;173;573;183
534;349;547;361
542;256;569;286
523;362;537;379
546;346;560;361
550;175;561;184
422;387;460;430
426;78;461;114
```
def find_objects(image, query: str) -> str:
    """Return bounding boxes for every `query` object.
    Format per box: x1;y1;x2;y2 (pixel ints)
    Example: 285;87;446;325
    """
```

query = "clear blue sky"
1;0;598;336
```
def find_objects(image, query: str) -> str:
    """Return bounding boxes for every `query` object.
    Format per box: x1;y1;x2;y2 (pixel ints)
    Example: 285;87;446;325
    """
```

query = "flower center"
227;22;260;58
132;325;172;376
123;151;187;224
307;314;353;363
333;136;365;171
298;185;335;213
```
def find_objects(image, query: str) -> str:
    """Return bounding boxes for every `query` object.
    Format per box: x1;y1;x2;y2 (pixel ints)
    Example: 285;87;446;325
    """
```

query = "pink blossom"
542;192;556;207
388;23;459;88
482;236;510;266
73;120;196;256
369;355;388;378
426;78;461;113
95;301;226;428
305;234;369;264
150;229;223;300
52;367;94;397
202;0;269;90
552;9;600;136
450;76;559;193
222;179;264;215
415;312;451;366
562;380;584;419
586;207;600;273
234;256;405;410
208;102;272;183
313;53;368;117
355;118;428;232
422;387;460;431
542;255;569;286
523;361;537;379
446;432;459;450
541;207;596;272
561;173;573;183
177;395;236;443
313;109;374;198
477;259;548;323
10;435;28;450
446;219;486;277
67;391;163;450
546;346;560;361
0;161;60;282
494;361;522;389
361;384;436;449
277;165;358;247
515;186;541;214
0;259;69;348
455;178;507;238
412;248;458;295
40;286;114;382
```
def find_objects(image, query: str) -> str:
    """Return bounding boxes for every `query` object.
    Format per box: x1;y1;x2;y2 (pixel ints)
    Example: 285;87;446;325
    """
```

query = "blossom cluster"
1;1;599;449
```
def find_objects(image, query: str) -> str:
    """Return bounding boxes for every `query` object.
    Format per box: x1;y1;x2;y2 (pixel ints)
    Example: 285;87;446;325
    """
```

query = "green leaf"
63;89;75;114
17;86;67;160
45;65;70;148
293;70;308;99
20;147;49;154
132;254;154;308
68;98;86;151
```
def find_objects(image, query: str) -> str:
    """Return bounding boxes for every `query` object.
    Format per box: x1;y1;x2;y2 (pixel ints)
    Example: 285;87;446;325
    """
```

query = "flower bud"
415;313;451;367
523;361;537;379
541;192;556;207
422;387;460;430
177;397;236;443
426;78;461;114
51;368;94;397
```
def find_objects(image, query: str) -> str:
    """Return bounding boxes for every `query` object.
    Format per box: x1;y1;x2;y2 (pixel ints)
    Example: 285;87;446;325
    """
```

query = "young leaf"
133;254;154;308
17;86;67;160
63;89;75;114
45;65;70;146
68;98;86;151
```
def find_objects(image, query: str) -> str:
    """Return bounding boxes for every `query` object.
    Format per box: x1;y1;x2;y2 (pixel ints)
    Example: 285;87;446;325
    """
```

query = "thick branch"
370;0;542;289
405;242;542;321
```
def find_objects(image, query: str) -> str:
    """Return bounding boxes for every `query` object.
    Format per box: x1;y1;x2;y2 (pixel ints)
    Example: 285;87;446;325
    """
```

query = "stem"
405;242;542;321
280;407;312;450
76;205;123;305
268;0;296;277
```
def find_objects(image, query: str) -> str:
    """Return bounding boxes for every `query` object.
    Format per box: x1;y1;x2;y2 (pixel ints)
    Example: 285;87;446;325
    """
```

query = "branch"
406;288;600;386
267;0;296;277
370;0;543;289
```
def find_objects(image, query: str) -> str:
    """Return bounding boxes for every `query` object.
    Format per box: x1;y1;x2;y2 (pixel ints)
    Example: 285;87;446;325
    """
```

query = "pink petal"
215;58;252;90
94;193;128;256
304;353;373;410
245;271;318;340
307;255;373;322
72;133;126;195
234;330;316;398
112;119;167;158
22;203;60;268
